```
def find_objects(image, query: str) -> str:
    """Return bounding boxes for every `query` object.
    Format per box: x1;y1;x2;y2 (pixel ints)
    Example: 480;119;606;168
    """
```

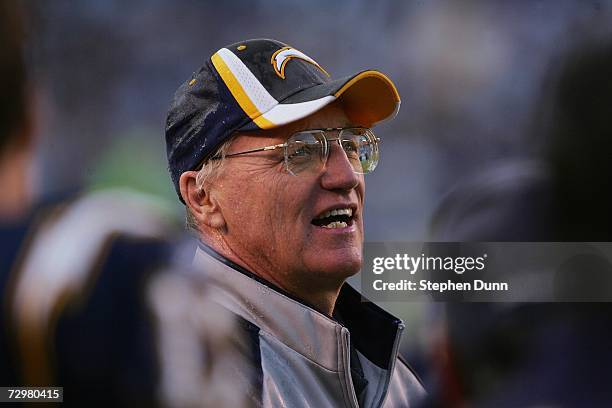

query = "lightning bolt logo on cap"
271;47;330;79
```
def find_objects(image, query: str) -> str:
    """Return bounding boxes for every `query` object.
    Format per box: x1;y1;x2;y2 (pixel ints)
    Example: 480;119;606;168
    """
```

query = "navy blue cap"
165;38;400;202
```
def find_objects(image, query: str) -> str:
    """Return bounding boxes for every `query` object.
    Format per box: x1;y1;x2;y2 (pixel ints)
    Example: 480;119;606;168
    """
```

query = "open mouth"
311;207;354;229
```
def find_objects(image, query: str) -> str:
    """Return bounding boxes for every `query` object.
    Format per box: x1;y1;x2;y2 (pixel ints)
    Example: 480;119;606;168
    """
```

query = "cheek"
357;178;366;201
220;166;318;246
219;173;284;236
271;177;319;226
218;179;258;227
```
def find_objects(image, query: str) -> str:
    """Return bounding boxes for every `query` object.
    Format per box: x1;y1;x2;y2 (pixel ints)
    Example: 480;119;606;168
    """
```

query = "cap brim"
238;70;400;131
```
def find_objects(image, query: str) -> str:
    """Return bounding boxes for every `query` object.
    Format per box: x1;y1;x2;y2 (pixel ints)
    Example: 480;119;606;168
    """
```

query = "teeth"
315;208;353;220
322;221;348;229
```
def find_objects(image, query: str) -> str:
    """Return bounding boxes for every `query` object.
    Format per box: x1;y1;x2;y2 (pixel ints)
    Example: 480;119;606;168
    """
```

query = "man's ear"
179;171;226;230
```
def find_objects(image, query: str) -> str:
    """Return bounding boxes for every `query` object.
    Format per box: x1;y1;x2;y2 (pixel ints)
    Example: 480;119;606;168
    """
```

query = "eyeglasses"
211;127;380;176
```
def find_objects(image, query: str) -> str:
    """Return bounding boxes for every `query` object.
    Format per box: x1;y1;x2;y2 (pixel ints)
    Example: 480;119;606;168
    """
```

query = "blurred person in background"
166;38;427;407
0;2;246;406
0;0;33;221
427;38;612;407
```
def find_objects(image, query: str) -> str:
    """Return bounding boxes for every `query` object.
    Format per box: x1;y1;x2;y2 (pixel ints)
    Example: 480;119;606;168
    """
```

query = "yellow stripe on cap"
211;51;276;129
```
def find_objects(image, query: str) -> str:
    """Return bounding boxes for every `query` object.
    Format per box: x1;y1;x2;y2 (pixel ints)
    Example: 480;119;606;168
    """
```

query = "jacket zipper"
374;322;405;407
340;327;360;408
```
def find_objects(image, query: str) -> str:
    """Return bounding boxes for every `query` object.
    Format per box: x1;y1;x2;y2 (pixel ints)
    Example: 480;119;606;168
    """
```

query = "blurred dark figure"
0;1;37;388
544;40;612;241
0;0;32;220
427;39;612;407
0;3;246;406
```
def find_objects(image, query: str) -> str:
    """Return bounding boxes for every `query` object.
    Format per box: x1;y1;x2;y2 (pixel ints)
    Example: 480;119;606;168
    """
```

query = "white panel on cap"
216;48;278;114
261;95;336;126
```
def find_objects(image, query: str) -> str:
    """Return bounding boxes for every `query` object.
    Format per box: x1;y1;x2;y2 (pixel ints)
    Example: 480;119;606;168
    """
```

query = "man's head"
166;38;399;301
181;101;367;292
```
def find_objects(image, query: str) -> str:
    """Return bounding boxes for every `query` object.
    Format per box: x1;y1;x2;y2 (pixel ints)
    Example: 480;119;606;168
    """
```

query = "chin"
306;247;363;281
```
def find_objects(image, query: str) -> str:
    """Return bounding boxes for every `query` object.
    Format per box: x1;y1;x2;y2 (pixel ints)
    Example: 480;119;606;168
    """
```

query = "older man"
166;38;426;407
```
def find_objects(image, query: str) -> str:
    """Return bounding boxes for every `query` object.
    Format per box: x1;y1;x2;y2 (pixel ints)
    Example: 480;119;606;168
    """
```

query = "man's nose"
320;142;360;191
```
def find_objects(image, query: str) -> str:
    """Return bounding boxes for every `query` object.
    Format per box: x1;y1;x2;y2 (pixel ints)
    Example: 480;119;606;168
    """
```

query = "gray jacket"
193;245;426;408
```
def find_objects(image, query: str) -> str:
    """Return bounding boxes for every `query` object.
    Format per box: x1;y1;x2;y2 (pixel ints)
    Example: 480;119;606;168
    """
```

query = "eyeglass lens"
284;129;378;175
284;131;327;175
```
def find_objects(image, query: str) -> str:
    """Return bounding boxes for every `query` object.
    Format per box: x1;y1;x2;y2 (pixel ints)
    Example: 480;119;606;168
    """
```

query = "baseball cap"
165;38;400;201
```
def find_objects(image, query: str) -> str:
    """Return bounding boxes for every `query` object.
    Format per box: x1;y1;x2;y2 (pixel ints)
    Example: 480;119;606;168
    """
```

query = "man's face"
212;104;366;293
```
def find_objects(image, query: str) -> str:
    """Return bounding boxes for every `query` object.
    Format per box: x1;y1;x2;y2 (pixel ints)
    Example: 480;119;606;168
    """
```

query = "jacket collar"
193;243;404;372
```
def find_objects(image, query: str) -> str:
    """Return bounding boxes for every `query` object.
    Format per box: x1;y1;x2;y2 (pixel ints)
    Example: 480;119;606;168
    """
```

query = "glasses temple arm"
212;142;287;159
